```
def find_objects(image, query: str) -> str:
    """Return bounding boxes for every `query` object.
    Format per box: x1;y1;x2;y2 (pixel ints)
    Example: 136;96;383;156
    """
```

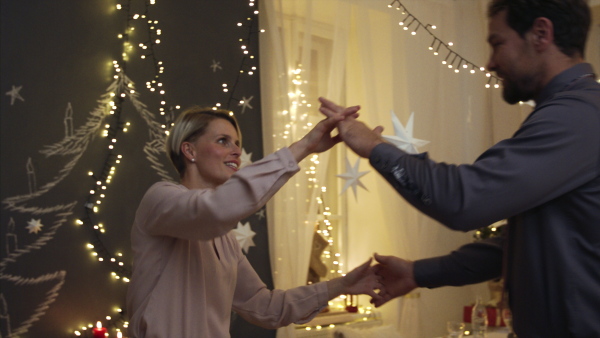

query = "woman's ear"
181;142;195;162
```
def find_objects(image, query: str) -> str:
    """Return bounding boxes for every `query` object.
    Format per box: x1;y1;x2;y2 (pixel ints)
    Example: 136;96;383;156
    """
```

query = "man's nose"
486;57;496;73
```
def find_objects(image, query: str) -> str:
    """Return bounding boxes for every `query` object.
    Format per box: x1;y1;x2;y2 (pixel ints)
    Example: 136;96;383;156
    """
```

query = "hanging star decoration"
240;148;253;168
26;218;43;234
5;85;25;105
238;96;253;114
210;59;222;72
233;221;256;254
337;157;369;199
382;111;429;154
255;208;265;220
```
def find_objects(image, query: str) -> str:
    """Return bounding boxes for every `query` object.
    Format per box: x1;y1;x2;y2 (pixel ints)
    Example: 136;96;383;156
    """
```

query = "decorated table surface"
434;326;511;338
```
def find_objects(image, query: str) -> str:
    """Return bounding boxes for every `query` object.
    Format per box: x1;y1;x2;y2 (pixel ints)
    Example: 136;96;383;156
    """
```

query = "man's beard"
501;75;536;105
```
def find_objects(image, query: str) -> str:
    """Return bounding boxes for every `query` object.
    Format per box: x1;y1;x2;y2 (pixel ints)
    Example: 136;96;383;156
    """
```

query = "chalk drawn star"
6;85;25;105
210;59;222;72
238;96;254;114
233;221;256;254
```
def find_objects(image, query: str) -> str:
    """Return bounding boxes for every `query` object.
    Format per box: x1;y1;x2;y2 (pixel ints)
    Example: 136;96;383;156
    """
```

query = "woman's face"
187;118;241;188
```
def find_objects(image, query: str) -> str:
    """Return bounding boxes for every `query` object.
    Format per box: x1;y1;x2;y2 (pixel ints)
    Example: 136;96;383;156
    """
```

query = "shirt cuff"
413;257;447;289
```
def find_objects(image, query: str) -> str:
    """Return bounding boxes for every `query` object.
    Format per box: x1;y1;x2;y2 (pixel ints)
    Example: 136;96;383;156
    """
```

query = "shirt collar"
536;63;595;106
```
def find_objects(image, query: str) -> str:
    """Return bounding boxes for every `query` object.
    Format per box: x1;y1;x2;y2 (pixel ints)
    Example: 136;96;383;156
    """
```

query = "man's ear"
530;17;554;51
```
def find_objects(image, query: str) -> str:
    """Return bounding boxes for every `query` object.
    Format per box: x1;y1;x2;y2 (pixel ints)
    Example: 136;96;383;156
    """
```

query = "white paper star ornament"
240;148;253;168
233;221;256;254
26;218;43;234
382;111;429;154
337;157;369;200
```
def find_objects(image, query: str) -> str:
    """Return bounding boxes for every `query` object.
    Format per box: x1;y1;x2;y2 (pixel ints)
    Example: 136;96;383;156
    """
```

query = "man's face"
486;10;540;104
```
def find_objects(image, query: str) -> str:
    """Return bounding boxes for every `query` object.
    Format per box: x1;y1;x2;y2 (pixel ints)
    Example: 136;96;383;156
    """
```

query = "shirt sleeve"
231;252;329;329
414;236;504;288
369;97;600;231
135;147;300;240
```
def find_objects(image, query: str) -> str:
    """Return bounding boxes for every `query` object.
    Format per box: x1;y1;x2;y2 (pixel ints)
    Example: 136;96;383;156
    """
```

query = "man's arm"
372;237;503;307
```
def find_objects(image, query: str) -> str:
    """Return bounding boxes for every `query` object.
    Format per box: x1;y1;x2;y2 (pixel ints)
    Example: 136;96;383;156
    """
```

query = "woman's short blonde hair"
166;106;240;177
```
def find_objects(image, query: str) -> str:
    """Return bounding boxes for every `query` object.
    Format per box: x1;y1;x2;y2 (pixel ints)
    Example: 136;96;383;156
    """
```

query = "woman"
126;106;380;337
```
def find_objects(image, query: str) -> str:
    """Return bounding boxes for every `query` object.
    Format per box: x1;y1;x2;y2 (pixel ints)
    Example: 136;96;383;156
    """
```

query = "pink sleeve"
135;148;299;240
231;251;329;329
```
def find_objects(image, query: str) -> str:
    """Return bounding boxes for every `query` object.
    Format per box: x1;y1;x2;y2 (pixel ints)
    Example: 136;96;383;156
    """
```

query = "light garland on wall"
117;0;179;124
72;0;178;335
388;0;501;89
72;1;263;336
214;0;261;112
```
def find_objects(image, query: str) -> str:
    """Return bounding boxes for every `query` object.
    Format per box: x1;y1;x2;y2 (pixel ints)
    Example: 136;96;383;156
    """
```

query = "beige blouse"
126;148;329;338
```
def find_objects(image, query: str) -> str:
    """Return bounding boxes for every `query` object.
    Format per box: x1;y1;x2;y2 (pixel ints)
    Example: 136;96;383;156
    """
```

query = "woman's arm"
232;256;381;329
137;148;299;240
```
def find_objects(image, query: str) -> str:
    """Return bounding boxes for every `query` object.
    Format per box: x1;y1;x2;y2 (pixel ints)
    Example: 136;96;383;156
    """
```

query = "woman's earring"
191;158;196;162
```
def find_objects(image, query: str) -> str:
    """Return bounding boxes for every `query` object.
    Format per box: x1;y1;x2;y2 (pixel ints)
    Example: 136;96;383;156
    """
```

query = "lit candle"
93;321;107;338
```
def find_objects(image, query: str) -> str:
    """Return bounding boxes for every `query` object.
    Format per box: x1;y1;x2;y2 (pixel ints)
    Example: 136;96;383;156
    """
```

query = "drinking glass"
446;321;465;338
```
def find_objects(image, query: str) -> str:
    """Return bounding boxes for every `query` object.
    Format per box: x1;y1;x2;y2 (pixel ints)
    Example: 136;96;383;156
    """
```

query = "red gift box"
463;305;506;327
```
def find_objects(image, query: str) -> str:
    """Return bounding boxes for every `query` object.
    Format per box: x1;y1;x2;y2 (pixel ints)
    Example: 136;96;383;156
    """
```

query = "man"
319;0;600;336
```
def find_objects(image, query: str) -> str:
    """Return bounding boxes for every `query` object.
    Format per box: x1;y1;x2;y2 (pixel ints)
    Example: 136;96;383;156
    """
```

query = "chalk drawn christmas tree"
1;1;261;335
0;71;173;336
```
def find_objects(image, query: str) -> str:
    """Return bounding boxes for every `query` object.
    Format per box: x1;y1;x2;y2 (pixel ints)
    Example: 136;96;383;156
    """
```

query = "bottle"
471;296;488;337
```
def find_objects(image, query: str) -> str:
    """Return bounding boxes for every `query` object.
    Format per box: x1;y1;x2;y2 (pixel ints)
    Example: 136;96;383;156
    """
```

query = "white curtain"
260;1;600;337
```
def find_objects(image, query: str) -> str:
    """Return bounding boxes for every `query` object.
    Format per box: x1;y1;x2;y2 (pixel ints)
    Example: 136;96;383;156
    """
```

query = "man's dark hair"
488;0;591;57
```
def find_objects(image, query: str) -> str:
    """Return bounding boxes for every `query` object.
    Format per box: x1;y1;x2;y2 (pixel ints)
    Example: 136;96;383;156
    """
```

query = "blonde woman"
126;106;381;337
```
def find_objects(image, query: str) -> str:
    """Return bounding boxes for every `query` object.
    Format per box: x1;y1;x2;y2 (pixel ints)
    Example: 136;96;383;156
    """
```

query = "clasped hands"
291;97;385;162
342;253;417;308
317;96;385;159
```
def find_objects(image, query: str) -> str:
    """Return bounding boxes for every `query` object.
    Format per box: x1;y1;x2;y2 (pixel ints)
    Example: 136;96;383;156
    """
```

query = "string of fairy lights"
388;0;501;89
288;64;352;315
215;0;260;112
73;0;156;335
72;0;260;336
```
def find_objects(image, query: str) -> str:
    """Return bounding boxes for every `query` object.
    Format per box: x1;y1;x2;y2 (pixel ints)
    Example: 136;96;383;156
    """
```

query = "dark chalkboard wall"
0;1;274;337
